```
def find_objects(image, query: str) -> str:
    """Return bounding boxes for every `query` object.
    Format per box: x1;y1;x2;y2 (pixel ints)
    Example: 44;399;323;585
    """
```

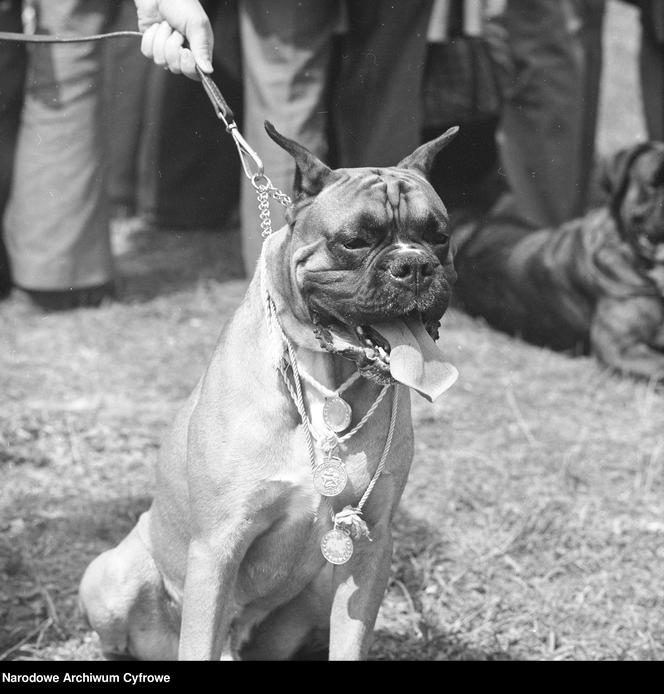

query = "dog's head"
601;141;664;268
265;121;458;393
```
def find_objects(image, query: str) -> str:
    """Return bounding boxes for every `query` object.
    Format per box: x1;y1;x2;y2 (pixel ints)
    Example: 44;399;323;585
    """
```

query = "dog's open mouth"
313;312;458;402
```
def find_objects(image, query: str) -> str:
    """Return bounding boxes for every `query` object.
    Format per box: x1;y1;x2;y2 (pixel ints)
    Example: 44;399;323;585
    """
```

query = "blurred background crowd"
0;0;662;311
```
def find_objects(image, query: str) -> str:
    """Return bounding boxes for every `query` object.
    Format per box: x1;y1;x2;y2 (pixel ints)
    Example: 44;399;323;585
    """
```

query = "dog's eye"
342;238;372;250
430;233;449;246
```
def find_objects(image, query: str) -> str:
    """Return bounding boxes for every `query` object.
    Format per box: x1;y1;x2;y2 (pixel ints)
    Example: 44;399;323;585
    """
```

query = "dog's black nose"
387;251;435;287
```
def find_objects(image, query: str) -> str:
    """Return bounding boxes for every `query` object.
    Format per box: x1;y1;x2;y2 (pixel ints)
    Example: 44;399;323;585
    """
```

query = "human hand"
134;0;213;79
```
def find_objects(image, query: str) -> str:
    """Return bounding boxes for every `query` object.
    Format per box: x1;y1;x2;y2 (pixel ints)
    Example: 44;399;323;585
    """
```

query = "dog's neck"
260;227;360;392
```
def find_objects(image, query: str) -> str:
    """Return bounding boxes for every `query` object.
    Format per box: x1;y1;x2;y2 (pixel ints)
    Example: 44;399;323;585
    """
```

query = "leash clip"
196;66;265;181
231;126;265;181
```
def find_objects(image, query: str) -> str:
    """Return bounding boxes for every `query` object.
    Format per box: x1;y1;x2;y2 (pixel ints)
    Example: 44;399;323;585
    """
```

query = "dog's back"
451;206;634;352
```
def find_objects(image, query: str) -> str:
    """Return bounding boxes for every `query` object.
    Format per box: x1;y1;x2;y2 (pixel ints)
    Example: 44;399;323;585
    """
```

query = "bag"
422;0;503;131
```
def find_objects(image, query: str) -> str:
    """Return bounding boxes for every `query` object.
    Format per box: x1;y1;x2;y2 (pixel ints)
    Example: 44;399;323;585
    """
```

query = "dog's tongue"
370;317;458;402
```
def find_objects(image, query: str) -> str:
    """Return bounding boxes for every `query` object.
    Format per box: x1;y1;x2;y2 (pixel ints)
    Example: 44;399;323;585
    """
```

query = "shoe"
13;282;116;312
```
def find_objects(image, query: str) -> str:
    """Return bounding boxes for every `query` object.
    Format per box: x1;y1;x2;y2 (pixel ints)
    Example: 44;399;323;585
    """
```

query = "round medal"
313;458;348;497
321;528;354;565
323;396;352;433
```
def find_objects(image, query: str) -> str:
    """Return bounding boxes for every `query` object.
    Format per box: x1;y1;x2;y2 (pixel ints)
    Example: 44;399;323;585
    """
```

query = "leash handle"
196;66;236;127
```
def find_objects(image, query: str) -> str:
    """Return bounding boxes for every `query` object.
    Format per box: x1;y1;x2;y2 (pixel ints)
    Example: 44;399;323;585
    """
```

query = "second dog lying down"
451;142;664;382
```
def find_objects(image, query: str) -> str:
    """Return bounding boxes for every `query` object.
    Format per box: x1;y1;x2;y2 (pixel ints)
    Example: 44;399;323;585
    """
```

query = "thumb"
185;16;214;73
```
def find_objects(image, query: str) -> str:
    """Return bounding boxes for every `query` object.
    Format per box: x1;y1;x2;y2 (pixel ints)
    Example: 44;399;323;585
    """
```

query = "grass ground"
1;1;662;661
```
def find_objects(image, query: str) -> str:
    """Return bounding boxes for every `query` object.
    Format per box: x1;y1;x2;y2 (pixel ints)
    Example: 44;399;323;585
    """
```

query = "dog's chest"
234;399;390;602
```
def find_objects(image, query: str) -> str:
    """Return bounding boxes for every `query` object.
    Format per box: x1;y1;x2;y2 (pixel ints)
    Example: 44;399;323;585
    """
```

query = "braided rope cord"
357;384;399;511
297;367;361;399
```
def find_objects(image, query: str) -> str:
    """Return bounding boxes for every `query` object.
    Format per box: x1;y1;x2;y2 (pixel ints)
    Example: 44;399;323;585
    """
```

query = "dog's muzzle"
386;248;437;293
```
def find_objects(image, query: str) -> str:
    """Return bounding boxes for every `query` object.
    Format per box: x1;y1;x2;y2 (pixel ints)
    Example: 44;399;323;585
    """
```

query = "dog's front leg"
178;536;245;660
328;524;393;661
592;298;664;381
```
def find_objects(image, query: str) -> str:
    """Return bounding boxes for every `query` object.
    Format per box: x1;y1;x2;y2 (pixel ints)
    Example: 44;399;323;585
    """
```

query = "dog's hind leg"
78;512;180;660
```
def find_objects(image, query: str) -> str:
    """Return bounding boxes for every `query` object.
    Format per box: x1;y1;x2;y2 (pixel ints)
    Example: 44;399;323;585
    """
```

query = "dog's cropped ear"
397;126;460;179
265;121;335;198
599;143;650;201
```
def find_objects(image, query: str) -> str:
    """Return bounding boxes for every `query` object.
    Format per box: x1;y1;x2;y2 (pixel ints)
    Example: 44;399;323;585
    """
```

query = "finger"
164;30;185;74
140;23;160;60
152;20;174;67
184;14;214;73
179;47;199;81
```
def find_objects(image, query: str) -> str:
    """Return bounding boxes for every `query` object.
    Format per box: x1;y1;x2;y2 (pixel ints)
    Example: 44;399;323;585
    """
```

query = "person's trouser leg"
0;0;26;297
104;0;152;217
493;0;605;228
139;0;243;230
639;2;664;142
575;0;605;214
333;0;433;168
238;0;339;276
5;0;118;291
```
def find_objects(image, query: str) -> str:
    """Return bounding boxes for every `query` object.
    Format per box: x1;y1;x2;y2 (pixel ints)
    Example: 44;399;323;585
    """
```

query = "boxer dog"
79;123;459;660
451;141;664;381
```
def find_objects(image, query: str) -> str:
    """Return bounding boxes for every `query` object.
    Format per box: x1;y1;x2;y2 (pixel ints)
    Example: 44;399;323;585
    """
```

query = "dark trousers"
139;0;243;230
638;0;664;140
491;0;606;227
0;0;26;295
104;0;152;216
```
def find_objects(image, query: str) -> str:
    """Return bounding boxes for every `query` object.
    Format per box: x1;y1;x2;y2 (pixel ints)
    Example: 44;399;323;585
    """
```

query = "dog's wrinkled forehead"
306;167;447;238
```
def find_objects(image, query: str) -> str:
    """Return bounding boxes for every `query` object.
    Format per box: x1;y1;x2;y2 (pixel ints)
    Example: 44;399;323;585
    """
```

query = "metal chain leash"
251;174;292;239
256;186;273;239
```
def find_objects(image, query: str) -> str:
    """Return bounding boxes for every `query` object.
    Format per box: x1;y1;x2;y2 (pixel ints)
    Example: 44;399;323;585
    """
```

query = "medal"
323;396;352;433
321;528;354;565
312;457;348;497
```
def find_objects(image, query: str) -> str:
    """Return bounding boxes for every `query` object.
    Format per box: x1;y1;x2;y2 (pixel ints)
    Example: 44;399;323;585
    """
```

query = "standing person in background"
0;0;26;300
135;0;434;277
488;0;607;228
4;1;123;311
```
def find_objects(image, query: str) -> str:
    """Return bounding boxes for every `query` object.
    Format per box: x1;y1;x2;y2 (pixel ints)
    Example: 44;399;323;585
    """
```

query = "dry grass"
1;1;662;661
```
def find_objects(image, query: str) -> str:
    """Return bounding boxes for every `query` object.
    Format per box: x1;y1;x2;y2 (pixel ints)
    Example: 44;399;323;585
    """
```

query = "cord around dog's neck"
259;233;361;381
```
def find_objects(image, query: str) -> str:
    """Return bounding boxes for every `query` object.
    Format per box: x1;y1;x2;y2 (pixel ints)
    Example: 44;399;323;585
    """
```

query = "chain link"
252;174;293;238
268;186;293;209
256;186;272;238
